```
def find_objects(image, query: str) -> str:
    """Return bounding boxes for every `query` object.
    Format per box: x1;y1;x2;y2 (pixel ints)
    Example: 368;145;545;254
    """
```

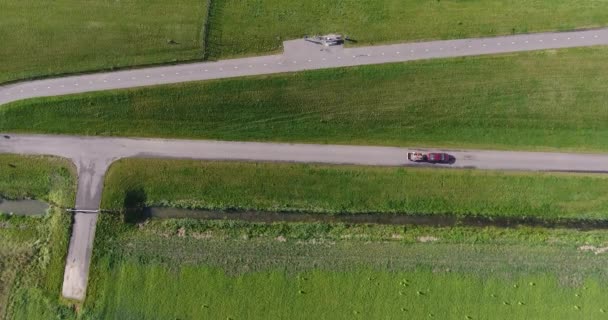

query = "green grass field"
0;0;207;84
81;215;608;319
0;155;76;319
102;159;608;220
5;47;608;151
206;0;608;58
0;155;76;207
0;216;39;319
2;211;74;320
88;265;608;319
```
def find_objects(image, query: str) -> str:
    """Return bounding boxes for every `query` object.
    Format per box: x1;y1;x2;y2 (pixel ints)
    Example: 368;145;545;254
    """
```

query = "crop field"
206;0;608;58
0;0;207;84
81;215;608;319
5;47;608;152
0;155;76;319
102;159;608;220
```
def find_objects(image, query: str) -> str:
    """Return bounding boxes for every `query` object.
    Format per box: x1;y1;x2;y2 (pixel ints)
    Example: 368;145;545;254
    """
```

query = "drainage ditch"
0;198;49;216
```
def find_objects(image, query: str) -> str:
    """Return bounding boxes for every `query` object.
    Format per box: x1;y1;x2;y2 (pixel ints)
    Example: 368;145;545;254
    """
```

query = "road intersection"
2;28;608;301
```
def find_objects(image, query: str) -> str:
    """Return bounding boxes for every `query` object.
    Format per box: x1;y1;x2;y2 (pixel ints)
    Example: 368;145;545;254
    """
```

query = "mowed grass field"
89;265;608;320
206;0;608;58
0;154;76;207
0;0;207;84
0;155;76;319
103;159;608;220
4;47;608;151
82;216;608;319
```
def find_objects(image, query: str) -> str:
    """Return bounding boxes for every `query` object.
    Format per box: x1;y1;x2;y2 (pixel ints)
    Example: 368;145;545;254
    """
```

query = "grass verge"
0;0;207;84
102;159;608;220
0;155;76;208
0;155;76;319
2;210;75;320
206;0;608;58
4;47;608;152
82;214;608;319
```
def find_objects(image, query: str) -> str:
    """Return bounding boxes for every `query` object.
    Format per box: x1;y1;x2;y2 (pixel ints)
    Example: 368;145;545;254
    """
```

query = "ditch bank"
127;207;608;231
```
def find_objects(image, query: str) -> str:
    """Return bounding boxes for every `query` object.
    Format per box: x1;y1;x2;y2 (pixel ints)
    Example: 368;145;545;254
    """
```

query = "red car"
427;153;450;163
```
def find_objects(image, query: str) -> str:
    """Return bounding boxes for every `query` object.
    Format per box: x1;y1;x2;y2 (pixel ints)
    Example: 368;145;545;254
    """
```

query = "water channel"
0;198;49;216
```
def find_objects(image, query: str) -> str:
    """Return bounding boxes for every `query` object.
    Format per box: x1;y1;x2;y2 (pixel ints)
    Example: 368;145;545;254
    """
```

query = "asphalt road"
61;158;112;301
2;27;608;106
6;134;608;173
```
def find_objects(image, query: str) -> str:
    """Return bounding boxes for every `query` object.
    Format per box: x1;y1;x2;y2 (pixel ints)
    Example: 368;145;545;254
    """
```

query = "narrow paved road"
2;27;608;106
3;134;608;299
6;134;608;173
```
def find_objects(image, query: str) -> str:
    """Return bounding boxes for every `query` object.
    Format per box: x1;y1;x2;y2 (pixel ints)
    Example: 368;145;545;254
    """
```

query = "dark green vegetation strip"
0;0;207;83
206;0;608;58
0;155;76;207
1;211;73;320
103;159;608;220
0;155;76;319
5;47;608;151
82;215;608;319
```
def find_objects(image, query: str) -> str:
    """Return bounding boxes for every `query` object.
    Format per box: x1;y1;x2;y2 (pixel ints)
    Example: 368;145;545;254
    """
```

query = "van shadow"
123;188;147;223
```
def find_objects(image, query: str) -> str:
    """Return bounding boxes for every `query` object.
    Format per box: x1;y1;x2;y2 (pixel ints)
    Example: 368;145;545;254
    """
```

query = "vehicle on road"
304;34;344;46
407;152;427;162
408;152;452;164
427;153;451;163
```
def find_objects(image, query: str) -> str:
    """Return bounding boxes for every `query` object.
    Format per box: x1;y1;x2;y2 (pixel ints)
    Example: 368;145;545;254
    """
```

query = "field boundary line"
201;0;215;60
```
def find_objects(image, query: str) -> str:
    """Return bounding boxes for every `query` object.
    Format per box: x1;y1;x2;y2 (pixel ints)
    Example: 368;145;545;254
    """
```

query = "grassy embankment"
103;159;608;220
206;0;608;58
82;213;608;319
4;47;608;152
0;155;76;319
0;0;207;84
0;154;75;207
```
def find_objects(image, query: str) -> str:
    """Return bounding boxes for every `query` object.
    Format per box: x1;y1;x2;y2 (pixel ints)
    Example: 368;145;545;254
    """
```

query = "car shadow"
345;36;357;44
